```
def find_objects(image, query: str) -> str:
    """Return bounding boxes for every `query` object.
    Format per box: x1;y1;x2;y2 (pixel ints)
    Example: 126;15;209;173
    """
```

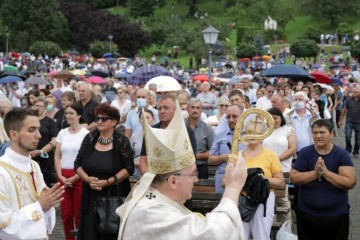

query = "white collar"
2;147;32;172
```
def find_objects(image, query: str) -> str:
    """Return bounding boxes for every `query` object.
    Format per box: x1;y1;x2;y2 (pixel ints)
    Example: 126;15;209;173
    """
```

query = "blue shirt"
293;145;353;217
210;129;245;193
289;110;313;151
124;106;159;135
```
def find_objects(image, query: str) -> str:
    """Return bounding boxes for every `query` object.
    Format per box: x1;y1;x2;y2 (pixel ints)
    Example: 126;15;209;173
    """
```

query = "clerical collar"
3;147;32;172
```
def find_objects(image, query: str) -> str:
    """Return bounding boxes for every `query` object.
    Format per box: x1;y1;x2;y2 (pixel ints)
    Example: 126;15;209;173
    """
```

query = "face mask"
213;108;219;115
46;104;54;112
348;92;353;97
181;110;189;119
136;98;147;108
12;85;17;90
293;101;305;110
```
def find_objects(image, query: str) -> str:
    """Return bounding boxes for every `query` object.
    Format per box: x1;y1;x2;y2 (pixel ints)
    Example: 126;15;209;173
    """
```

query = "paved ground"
49;126;360;240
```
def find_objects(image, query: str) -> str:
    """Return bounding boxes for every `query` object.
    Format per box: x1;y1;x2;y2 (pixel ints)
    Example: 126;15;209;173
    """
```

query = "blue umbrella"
311;64;320;69
103;53;113;58
127;65;172;86
262;64;314;82
115;73;130;79
106;57;116;62
331;77;343;86
229;76;242;84
0;75;23;84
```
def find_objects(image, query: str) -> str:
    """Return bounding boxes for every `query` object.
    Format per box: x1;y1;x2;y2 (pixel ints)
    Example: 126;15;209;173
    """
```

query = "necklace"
97;136;113;145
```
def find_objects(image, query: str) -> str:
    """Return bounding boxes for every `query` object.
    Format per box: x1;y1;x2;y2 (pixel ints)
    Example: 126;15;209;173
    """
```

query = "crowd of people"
0;52;359;240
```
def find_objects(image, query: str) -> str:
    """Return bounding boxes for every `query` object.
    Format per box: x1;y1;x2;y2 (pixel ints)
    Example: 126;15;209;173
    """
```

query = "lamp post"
108;35;113;53
5;32;10;56
202;26;219;82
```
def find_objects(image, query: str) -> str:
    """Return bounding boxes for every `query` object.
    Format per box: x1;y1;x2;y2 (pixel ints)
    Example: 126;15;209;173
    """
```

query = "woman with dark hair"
54;103;89;240
302;86;318;112
26;89;40;108
74;103;134;240
54;91;77;130
263;107;297;222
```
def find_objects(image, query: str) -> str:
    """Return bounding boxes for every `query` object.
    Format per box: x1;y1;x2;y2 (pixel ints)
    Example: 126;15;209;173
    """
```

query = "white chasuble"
0;148;55;240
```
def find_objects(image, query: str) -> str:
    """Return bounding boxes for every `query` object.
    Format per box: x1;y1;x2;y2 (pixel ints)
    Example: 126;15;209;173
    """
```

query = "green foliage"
0;0;69;50
350;44;360;62
225;4;246;26
263;30;284;44
224;0;237;8
337;22;354;41
236;42;260;58
89;40;118;58
29;41;62;57
290;39;320;58
127;0;155;18
301;25;322;43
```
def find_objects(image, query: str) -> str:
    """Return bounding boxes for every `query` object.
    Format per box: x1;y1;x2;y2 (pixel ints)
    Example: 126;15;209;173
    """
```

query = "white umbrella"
314;83;334;94
145;76;181;92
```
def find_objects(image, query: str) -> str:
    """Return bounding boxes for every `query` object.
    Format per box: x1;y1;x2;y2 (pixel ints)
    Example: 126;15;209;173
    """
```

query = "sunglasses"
96;116;113;122
219;104;230;108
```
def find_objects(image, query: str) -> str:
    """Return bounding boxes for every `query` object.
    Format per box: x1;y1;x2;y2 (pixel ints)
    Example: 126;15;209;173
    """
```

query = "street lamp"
202;26;220;82
5;32;10;56
108;35;113;53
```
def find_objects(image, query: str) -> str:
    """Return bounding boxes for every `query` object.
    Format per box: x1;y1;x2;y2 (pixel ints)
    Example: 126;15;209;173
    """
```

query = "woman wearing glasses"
75;103;134;240
110;86;132;126
54;103;89;240
205;96;231;129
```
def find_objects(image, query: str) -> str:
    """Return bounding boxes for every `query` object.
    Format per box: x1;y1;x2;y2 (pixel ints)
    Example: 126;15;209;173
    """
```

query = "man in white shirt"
0;108;64;240
256;84;275;110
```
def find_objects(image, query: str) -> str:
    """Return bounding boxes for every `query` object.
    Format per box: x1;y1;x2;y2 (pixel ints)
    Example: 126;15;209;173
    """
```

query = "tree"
59;1;151;56
29;41;62;57
236;43;259;59
0;0;69;50
337;22;354;43
127;0;155;18
89;40;118;58
290;39;320;59
299;0;360;27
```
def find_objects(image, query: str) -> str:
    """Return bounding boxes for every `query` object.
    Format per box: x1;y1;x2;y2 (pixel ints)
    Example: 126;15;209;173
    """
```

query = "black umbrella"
217;72;235;79
262;64;315;82
0;71;27;80
21;69;37;77
91;70;110;78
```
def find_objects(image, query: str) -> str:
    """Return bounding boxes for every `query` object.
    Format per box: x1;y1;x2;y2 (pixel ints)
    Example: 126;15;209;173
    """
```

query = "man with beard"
185;98;215;179
0;108;64;239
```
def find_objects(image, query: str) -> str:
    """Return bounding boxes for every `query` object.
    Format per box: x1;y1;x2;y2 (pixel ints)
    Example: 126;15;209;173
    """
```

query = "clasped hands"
87;176;107;191
315;157;328;179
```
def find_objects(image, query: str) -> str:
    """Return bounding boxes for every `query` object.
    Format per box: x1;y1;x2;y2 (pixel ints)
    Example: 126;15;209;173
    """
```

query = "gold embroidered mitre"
143;100;195;174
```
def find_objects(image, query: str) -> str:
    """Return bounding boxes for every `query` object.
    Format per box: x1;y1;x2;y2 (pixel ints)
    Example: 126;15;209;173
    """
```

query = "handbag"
94;186;126;234
239;194;259;222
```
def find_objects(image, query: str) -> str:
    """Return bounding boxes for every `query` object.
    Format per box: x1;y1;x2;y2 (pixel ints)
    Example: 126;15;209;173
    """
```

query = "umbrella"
192;74;209;82
262;64;312;80
311;64;320;69
240;58;250;62
52;70;75;79
342;46;351;51
262;55;271;61
87;76;106;84
310;71;332;84
0;76;23;84
115;73;130;79
25;77;51;85
331;77;343;86
97;58;107;63
10;52;20;59
127;65;172;86
22;52;31;57
0;71;27;80
144;76;181;92
117;57;128;62
106;57;116;62
252;56;261;61
22;69;36;77
4;65;19;72
75;64;86;69
216;72;235;79
103;53;113;58
331;50;339;54
91;70;109;78
314;83;334;94
71;69;86;76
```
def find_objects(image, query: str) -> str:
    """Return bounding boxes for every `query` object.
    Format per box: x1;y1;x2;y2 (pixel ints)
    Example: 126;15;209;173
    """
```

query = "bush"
290;39;320;58
236;42;260;59
350;44;360;62
89;41;118;58
301;26;322;43
29;41;62;57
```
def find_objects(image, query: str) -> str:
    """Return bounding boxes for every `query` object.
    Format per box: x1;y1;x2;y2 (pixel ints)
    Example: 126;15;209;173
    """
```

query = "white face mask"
293;101;305;110
136;99;147;108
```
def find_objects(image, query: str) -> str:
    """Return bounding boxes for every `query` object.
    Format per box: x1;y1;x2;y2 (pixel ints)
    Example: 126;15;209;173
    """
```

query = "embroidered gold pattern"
150;161;172;173
178;153;194;168
32;211;41;222
152;146;163;159
183;140;189;151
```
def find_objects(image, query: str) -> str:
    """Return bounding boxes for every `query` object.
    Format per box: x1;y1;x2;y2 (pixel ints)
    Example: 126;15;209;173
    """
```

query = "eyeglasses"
267;91;275;94
225;114;240;120
174;171;198;179
117;92;123;94
96;116;113;122
219;104;230;108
